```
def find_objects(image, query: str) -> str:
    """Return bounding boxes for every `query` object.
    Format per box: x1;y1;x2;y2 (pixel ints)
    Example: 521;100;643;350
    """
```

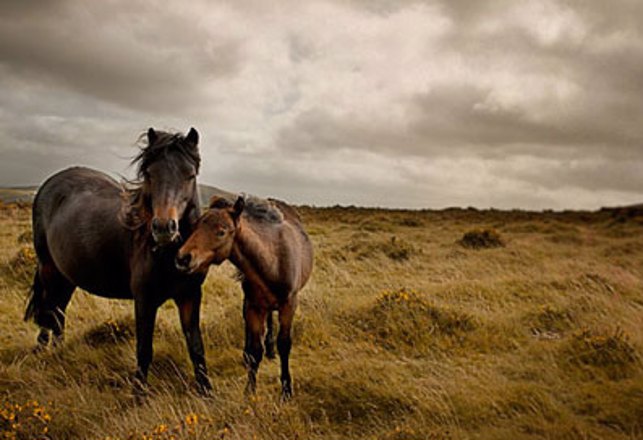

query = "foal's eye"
216;229;226;237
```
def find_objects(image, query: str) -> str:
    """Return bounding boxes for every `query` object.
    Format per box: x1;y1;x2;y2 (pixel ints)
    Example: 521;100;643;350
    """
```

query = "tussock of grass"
394;216;424;228
355;289;475;355
458;228;504;249
359;217;395;233
3;245;36;285
563;328;640;381
84;318;135;347
526;305;575;337
341;235;416;261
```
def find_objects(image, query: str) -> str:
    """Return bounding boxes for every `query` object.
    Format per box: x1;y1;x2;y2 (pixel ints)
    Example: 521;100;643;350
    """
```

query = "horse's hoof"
265;345;276;360
132;376;149;403
280;382;293;402
195;378;214;398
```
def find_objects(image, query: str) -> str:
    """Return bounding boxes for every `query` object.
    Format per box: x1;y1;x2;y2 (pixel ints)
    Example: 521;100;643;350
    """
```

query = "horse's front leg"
133;295;158;395
176;289;213;396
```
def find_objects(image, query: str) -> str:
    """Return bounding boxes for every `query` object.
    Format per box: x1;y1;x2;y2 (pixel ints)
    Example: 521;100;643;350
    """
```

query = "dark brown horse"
175;195;313;399
24;128;213;395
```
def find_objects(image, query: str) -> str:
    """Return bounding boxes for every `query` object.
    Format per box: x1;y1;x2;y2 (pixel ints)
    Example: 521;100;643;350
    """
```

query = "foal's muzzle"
175;253;192;272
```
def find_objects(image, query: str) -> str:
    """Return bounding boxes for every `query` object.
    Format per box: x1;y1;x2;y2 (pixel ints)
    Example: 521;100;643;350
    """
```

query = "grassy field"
1;201;642;439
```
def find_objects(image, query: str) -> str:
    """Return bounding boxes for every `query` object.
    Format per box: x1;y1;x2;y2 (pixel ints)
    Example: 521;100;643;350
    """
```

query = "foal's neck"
229;219;274;284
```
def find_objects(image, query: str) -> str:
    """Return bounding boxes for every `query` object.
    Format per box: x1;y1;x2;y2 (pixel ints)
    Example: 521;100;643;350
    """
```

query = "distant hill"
0;184;234;207
197;184;238;207
0;186;38;204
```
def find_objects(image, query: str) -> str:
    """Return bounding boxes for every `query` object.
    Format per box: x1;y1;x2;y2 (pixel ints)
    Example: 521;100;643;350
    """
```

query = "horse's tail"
24;270;44;323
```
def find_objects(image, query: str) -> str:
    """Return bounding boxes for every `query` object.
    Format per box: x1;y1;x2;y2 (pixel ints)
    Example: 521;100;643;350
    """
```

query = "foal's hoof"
32;343;48;354
244;381;257;397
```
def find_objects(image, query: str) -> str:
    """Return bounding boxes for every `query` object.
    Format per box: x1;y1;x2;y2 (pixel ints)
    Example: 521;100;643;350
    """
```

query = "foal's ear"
186;127;199;147
231;196;245;221
147;127;158;145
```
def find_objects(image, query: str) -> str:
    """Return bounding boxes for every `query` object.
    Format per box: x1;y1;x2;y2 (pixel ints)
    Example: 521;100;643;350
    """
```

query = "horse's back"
33;167;133;298
34;167;121;221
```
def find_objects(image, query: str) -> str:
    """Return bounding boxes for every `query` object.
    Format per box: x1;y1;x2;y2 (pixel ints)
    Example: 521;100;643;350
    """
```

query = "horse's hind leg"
31;263;75;347
242;296;267;395
277;296;297;400
264;311;276;360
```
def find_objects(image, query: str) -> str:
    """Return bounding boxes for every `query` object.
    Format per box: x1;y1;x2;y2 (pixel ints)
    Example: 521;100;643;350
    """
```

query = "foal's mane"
119;130;201;230
211;195;285;224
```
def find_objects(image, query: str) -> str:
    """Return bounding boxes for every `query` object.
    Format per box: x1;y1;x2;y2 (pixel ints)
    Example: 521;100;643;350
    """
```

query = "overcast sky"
1;0;642;209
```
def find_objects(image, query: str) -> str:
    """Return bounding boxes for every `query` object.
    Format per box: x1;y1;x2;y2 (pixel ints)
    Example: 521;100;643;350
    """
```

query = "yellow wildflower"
185;413;198;425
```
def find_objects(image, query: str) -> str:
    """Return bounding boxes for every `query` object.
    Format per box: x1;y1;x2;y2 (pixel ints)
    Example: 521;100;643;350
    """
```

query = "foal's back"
244;198;313;295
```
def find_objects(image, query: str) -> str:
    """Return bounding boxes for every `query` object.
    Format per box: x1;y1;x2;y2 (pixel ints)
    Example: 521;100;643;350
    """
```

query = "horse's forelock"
132;131;201;179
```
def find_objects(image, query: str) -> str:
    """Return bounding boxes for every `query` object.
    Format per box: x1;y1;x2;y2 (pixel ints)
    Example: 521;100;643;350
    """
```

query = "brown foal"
176;195;313;399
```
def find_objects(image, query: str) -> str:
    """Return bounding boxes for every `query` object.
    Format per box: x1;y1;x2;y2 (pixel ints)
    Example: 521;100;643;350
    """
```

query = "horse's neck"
229;219;277;285
180;199;201;233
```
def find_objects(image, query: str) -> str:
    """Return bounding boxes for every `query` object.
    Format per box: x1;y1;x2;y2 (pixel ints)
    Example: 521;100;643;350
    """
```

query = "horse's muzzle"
151;217;180;246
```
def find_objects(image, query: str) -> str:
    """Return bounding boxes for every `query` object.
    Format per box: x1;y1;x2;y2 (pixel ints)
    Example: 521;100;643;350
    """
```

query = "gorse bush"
0;399;53;440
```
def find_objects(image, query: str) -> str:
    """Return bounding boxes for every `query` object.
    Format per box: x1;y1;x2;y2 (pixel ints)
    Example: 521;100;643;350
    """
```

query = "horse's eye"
216;230;226;237
187;175;196;181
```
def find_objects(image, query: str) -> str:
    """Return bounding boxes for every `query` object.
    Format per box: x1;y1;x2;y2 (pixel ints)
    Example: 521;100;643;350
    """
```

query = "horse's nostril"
151;218;161;233
168;219;178;234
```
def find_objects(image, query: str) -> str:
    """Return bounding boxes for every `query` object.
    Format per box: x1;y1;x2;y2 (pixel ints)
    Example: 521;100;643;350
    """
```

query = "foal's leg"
277;296;297;400
243;298;267;395
133;296;158;393
176;289;212;396
264;311;276;360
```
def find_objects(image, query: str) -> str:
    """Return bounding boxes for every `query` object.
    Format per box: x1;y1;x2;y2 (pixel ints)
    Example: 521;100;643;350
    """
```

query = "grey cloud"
0;0;242;114
500;159;643;195
1;0;642;209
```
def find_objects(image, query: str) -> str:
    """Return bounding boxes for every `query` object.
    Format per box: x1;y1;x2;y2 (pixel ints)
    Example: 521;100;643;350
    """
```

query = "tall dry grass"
1;202;642;439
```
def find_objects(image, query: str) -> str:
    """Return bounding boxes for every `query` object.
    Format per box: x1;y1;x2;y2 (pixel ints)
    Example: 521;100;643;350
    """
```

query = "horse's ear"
186;127;199;147
147;127;157;145
232;196;245;221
